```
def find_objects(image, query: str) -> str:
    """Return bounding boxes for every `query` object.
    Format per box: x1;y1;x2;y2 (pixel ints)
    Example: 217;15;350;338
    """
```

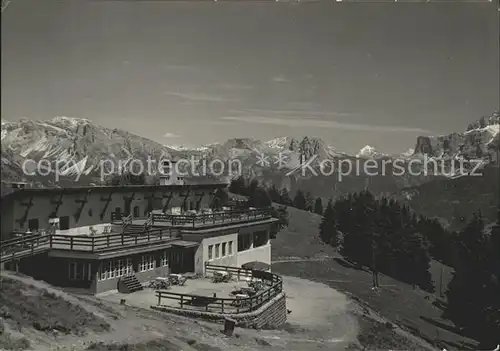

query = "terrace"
113;207;274;230
0;228;178;263
101;264;283;316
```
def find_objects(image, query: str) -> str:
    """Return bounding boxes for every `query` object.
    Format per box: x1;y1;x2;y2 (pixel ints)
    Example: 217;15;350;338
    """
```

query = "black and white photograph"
1;0;499;350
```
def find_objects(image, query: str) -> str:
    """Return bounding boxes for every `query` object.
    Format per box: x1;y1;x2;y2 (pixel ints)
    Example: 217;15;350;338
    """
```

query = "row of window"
208;241;233;260
98;258;133;281
96;252;169;281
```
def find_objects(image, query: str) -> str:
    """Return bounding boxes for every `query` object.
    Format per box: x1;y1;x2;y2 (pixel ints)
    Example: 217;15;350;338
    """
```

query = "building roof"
0;182;228;202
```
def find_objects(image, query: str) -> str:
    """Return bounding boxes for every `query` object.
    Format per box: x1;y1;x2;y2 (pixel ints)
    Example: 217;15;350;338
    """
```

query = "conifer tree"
270;205;289;239
229;176;246;195
313;197;324;215
212;188;229;210
268;184;281;203
319;199;338;247
335;191;434;292
293;189;307;210
304;192;314;212
247;186;271;208
279;188;292;206
248;179;259;197
444;211;500;346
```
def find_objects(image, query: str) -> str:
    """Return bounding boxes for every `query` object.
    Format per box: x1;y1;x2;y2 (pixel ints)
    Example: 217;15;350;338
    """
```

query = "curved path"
251;275;360;350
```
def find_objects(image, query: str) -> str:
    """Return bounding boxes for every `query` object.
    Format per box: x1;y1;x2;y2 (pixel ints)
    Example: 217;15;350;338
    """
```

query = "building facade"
0;183;224;240
1;182;278;294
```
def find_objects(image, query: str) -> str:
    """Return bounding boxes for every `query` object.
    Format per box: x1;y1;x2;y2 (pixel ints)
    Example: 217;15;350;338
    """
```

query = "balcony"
149;208;274;229
0;228;178;263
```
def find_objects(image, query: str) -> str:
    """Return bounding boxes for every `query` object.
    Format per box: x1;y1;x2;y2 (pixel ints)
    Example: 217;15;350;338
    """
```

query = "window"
99;263;107;281
228;241;233;255
238;234;252;252
59;216;70;230
222;243;226;257
126;258;133;275
28;218;39;231
116;259;125;277
208;245;213;260
69;262;92;281
215;244;220;258
140;255;155;272
253;231;269;247
98;259;133;281
108;261;115;278
69;262;77;280
160;251;169;267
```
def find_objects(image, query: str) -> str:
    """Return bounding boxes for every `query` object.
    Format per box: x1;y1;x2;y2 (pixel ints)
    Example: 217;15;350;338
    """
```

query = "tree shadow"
432;298;447;311
420;315;463;335
333;257;369;272
443;340;478;351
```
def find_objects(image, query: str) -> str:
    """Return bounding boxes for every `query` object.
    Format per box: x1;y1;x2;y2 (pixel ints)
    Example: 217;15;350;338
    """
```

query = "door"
133;206;140;218
124;199;132;216
114;207;121;220
170;248;195;274
28;218;39;231
170;249;183;274
59;216;70;230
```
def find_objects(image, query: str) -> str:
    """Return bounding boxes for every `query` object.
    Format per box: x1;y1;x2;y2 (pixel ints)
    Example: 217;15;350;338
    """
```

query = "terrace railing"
155;263;283;315
0;233;50;262
144;213;153;231
152;208;273;228
0;228;178;263
122;214;132;229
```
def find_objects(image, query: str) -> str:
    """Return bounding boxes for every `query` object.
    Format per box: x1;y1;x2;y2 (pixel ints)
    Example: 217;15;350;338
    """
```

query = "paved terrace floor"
100;277;250;311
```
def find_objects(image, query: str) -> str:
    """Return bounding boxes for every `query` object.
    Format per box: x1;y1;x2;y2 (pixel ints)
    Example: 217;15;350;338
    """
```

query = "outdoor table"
182;272;197;279
234;294;249;299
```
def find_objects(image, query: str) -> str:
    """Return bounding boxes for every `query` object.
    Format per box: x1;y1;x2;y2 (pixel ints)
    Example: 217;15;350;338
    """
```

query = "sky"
1;0;499;155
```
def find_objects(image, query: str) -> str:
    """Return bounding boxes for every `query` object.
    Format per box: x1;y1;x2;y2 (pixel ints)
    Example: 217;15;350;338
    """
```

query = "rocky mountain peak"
413;111;499;162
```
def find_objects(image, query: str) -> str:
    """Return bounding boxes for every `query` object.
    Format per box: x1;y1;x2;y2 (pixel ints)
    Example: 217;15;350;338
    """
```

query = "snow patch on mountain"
413;112;499;163
166;144;210;152
264;137;290;149
398;148;415;159
356;145;388;159
1;117;173;184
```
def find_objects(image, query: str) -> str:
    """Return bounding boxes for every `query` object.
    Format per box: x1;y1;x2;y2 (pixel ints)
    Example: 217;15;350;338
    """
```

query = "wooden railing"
122;214;132;228
0;228;179;263
1;234;50;262
144;213;153;231
152;208;273;228
155;264;283;315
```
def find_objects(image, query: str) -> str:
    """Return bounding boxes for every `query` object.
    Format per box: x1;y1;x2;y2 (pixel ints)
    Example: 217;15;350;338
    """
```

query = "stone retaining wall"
150;292;287;329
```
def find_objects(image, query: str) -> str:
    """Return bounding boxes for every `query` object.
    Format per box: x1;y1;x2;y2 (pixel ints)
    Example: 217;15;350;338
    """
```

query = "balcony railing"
151;208;273;228
0;228;178;263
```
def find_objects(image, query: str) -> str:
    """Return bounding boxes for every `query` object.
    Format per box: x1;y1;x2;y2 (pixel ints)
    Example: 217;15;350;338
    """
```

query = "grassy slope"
271;206;480;351
0;272;326;351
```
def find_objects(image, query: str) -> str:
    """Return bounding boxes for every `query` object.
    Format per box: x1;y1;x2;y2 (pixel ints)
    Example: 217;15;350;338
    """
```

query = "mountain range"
1;112;499;228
